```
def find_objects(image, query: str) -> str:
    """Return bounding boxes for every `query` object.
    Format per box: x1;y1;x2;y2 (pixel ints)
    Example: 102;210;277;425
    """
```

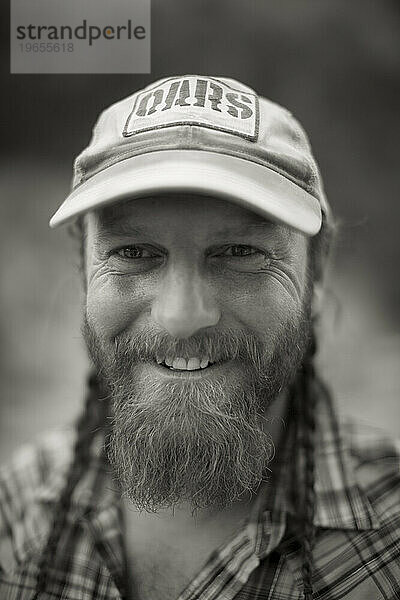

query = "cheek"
219;275;302;337
86;276;151;341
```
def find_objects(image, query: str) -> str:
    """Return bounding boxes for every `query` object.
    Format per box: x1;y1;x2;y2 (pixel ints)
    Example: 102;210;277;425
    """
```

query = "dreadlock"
295;214;336;600
297;329;318;600
33;211;335;599
32;372;107;599
32;217;108;598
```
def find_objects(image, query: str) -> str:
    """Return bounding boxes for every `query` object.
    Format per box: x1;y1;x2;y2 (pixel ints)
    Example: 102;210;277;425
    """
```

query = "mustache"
111;325;268;367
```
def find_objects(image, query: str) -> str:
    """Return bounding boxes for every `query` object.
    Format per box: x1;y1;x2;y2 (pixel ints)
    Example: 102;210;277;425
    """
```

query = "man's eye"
222;245;261;257
114;246;156;259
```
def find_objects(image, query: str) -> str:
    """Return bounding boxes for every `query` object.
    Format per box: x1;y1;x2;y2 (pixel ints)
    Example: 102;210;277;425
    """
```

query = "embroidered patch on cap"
123;76;259;141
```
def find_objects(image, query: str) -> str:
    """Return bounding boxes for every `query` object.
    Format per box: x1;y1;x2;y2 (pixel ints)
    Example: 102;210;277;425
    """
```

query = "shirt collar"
271;389;381;532
312;395;380;531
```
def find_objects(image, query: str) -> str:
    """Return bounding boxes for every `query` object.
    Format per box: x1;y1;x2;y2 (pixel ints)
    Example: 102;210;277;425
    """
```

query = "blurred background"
1;0;399;462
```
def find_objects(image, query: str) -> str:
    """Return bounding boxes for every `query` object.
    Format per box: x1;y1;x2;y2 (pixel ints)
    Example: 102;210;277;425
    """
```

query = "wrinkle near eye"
87;259;111;286
266;262;303;301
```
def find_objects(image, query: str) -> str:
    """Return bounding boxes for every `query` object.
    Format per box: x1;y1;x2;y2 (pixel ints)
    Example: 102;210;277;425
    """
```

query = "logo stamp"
123;76;259;140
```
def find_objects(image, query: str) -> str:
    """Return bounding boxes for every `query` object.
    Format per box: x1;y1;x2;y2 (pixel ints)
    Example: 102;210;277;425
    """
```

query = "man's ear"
311;283;324;319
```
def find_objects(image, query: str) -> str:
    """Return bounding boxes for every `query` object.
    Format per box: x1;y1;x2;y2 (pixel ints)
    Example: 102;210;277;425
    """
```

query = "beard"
82;302;312;513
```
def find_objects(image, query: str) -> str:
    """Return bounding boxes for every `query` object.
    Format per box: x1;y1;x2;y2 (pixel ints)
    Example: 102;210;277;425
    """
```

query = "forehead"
89;193;298;242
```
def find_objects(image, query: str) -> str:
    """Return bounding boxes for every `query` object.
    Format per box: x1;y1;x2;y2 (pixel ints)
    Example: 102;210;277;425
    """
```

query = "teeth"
187;357;201;370
156;355;212;371
172;357;187;370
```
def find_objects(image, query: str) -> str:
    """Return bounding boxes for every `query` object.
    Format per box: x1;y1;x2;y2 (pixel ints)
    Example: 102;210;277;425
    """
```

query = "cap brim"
49;149;322;235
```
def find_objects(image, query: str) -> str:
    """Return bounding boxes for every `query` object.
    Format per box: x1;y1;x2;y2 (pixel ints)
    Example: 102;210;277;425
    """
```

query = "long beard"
82;308;311;512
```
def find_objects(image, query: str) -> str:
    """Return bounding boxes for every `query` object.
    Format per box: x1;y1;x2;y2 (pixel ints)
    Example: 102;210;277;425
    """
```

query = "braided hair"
32;217;109;598
33;214;335;598
32;372;107;599
297;330;318;600
295;214;336;599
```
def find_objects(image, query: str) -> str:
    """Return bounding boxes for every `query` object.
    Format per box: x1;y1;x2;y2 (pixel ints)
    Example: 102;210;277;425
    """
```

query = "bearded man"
1;76;399;600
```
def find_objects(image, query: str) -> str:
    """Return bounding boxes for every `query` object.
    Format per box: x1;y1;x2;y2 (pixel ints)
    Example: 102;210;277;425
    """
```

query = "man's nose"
151;267;221;339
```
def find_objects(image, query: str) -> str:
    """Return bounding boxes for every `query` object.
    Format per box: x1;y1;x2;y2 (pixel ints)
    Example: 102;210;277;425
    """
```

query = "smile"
155;355;215;371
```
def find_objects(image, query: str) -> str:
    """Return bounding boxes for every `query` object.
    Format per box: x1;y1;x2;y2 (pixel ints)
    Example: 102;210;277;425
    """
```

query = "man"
0;75;399;600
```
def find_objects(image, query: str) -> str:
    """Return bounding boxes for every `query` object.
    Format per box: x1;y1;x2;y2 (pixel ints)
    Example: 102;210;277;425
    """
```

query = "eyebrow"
214;221;281;238
97;220;151;238
96;218;281;239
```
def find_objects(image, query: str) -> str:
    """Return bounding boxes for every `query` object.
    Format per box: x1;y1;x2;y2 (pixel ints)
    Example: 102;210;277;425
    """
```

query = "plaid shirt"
1;392;400;600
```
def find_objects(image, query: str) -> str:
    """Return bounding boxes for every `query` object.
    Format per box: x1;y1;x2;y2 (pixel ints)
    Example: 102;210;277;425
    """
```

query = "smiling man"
1;76;400;600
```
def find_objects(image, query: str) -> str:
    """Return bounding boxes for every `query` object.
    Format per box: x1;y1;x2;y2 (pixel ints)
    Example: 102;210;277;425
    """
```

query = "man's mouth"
155;355;215;371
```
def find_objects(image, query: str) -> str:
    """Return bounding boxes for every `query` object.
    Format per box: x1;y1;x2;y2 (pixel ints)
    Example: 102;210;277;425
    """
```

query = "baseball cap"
50;75;330;235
